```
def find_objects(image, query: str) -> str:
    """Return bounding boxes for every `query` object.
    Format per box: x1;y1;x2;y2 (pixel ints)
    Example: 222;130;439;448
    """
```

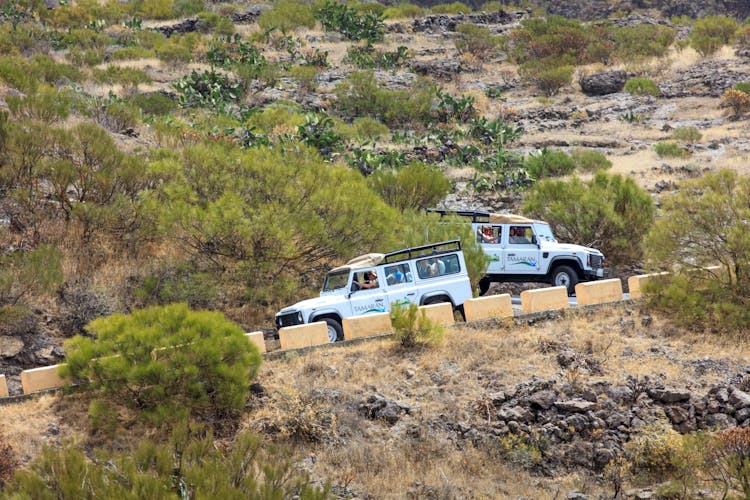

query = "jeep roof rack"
382;239;461;264
426;208;539;224
426;208;490;222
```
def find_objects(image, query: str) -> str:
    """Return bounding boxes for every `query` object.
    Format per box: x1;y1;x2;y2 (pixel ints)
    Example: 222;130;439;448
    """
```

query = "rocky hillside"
406;0;750;21
1;1;749;498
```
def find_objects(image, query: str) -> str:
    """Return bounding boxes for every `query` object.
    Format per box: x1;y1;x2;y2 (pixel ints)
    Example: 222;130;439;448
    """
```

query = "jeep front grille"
276;311;303;328
589;255;603;268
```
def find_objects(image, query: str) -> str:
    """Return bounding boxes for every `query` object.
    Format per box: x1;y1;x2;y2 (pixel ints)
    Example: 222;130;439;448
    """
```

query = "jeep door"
383;262;418;310
475;224;504;273
348;268;390;316
504;224;541;275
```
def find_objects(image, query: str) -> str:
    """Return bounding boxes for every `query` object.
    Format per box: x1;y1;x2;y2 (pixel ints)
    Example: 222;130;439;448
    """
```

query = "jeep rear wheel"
551;265;578;296
323;318;343;342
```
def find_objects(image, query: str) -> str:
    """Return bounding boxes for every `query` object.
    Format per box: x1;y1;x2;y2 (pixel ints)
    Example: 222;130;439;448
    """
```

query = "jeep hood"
276;294;344;316
542;242;603;255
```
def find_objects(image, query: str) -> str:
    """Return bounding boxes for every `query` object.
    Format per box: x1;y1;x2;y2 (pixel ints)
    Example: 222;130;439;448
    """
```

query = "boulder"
580;70;627;96
729;387;750;410
527;389;557;410
648;387;691;404
230;5;271;24
664;405;691;425
0;336;24;358
410;59;462;80
555;399;596;413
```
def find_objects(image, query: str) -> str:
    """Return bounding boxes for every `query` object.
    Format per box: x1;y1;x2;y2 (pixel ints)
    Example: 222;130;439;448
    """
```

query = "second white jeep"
427;209;606;295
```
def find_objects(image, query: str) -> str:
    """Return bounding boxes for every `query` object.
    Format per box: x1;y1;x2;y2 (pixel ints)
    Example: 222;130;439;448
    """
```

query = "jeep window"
322;270;350;292
353;270;379;290
535;224;556;243
477;225;501;244
509;226;534;245
416;254;460;279
385;263;412;285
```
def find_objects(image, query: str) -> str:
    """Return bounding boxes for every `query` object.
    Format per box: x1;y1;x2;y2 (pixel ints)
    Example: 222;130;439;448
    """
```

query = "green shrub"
173;0;205;16
153;142;399;307
518;57;574;96
134;262;219;309
626;424;682;480
455;22;502;57
297;113;342;154
93;65;151;89
521;171;655;265
671;126;702;143
480;1;505;12
5;429;329;498
733;81;750;94
132;0;175;20
172;70;243;108
206;34;265;69
316;0;385;43
611;24;675;61
334;70;434;127
61;303;261;423
643;169;750;333
337;116;390;140
368;161;451;212
382;2;425;19
524;148;575;179
344;45;409;69
287;64;319;91
5;86;72;123
155;42;192;65
111;46;156;60
247;102;306;133
196;12;234;35
0;246;64;306
258;0;316;31
653;141;689;158
353;2;386;16
430;2;472;14
68;48;105;66
391;302;444;347
690;15;738;56
128;92;177;116
510;15;589;64
569;149;611;173
0;55;35;92
624;77;660;97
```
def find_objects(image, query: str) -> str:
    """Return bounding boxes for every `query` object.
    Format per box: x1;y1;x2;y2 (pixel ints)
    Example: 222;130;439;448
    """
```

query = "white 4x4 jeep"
427;209;606;295
275;240;473;342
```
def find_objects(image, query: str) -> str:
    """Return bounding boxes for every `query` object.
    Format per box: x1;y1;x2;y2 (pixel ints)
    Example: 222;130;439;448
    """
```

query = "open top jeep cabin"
274;240;473;342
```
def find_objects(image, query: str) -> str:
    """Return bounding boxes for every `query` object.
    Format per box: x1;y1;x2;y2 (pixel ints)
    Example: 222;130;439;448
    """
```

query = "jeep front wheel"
323;318;343;342
550;265;578;296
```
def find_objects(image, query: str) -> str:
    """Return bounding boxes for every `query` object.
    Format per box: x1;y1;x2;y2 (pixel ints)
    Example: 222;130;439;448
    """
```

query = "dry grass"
235;304;750;497
0;394;81;464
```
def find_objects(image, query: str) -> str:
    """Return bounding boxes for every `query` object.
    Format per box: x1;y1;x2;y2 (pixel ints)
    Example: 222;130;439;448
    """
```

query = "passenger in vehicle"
359;270;379;289
386;265;405;285
478;226;496;243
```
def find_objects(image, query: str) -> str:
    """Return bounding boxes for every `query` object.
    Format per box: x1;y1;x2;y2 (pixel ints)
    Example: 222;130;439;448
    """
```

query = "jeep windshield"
322;270;350;293
535;224;557;243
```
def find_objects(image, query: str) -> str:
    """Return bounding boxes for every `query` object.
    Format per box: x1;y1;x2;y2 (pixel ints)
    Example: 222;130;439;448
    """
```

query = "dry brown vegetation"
3;304;745;497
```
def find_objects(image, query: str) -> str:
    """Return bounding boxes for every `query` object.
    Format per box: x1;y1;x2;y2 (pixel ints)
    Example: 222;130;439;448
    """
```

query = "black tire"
550;265;578;296
323;318;343;342
478;277;491;296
